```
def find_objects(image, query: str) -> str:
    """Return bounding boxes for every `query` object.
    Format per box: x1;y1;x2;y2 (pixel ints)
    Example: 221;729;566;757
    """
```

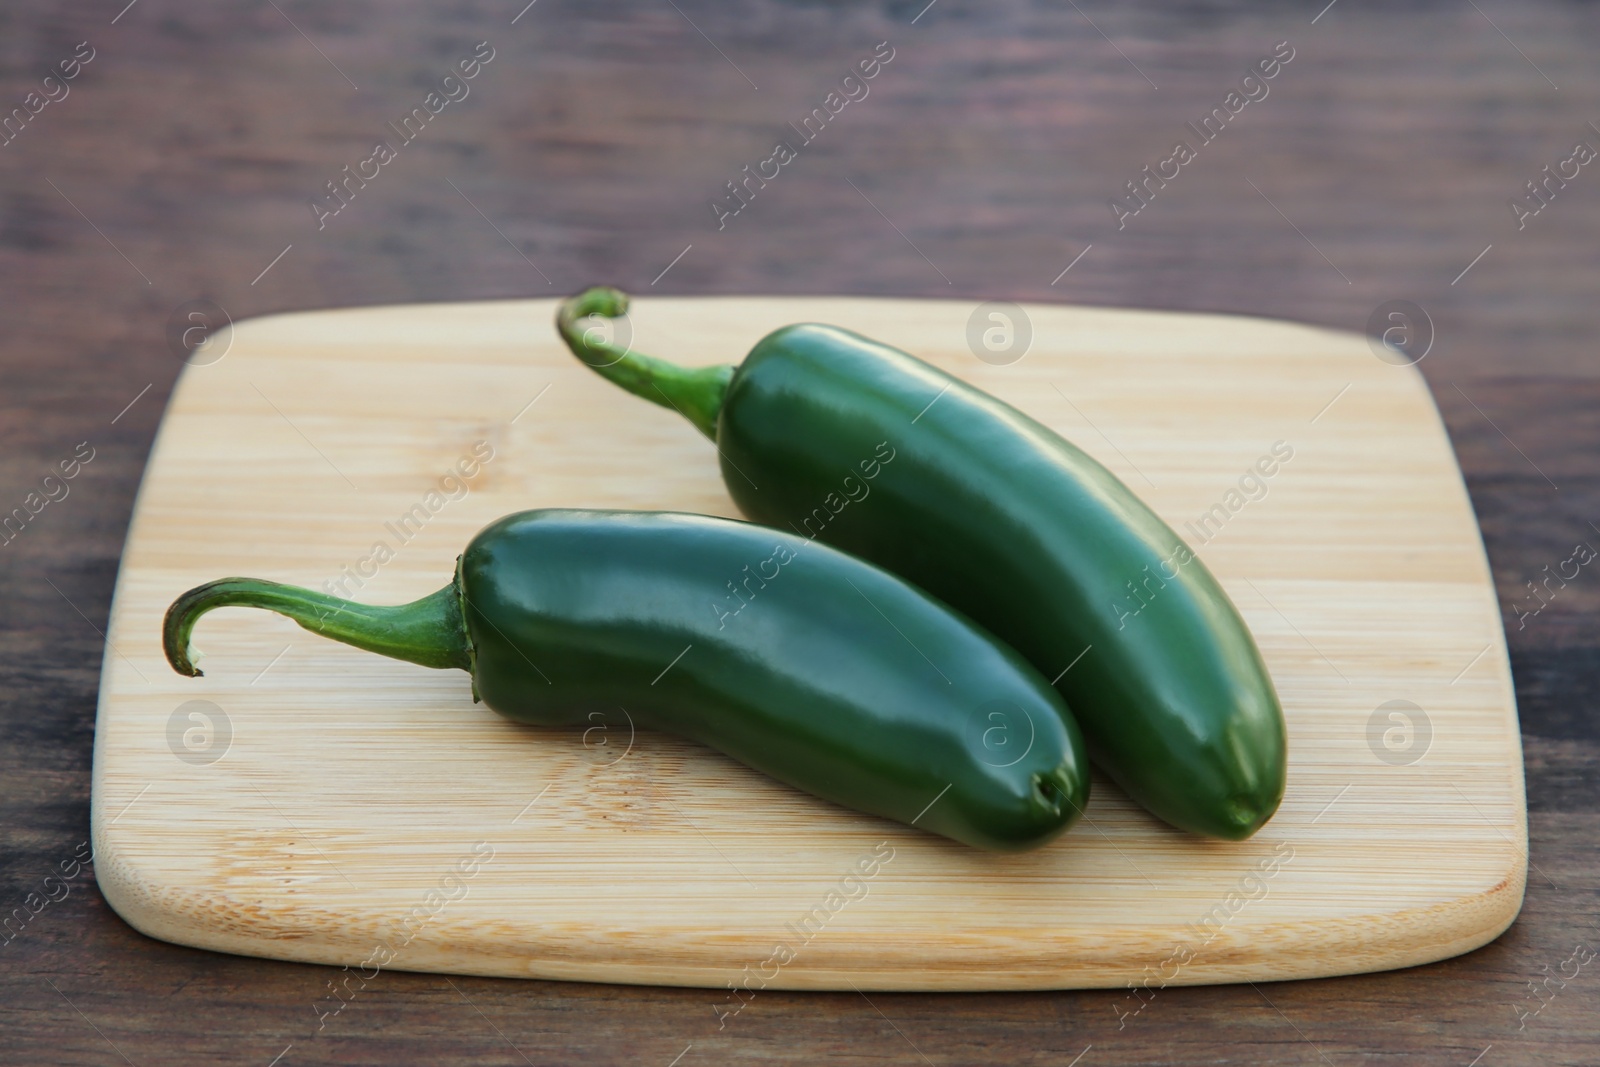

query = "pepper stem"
556;286;735;441
163;577;470;678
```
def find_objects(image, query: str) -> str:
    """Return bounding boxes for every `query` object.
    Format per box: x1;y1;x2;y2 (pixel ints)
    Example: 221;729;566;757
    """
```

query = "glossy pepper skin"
163;509;1091;852
557;288;1287;840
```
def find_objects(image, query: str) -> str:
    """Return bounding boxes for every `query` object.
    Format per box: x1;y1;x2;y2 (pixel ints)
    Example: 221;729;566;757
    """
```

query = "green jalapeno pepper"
558;289;1286;840
163;509;1090;852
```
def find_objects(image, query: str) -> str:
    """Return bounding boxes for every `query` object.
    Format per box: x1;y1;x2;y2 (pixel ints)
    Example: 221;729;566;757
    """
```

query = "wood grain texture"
92;296;1525;990
4;0;1598;1063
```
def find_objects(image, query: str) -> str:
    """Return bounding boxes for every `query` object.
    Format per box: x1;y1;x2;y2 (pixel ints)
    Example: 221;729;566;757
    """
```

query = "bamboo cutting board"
91;296;1525;991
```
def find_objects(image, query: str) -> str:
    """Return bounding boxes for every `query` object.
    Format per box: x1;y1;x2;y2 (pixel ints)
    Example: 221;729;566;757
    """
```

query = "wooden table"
2;2;1595;1063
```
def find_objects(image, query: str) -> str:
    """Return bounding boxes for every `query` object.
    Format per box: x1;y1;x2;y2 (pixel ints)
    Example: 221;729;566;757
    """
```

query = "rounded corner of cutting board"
1383;848;1529;977
88;811;331;968
1463;835;1530;946
90;815;193;953
1300;820;1528;985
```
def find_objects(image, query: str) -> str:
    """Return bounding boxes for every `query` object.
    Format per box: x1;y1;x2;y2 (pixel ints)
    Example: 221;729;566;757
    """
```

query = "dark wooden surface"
3;1;1597;1064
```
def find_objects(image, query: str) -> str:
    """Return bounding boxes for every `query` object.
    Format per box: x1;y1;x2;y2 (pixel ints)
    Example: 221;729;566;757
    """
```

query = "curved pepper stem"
556;286;735;441
163;577;470;678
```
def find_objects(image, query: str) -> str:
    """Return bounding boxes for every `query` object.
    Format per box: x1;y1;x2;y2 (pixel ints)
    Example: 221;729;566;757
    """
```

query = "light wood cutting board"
91;296;1526;991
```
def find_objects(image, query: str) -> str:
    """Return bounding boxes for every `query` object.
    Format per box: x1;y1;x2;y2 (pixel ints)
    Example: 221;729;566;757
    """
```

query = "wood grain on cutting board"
90;297;1525;990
